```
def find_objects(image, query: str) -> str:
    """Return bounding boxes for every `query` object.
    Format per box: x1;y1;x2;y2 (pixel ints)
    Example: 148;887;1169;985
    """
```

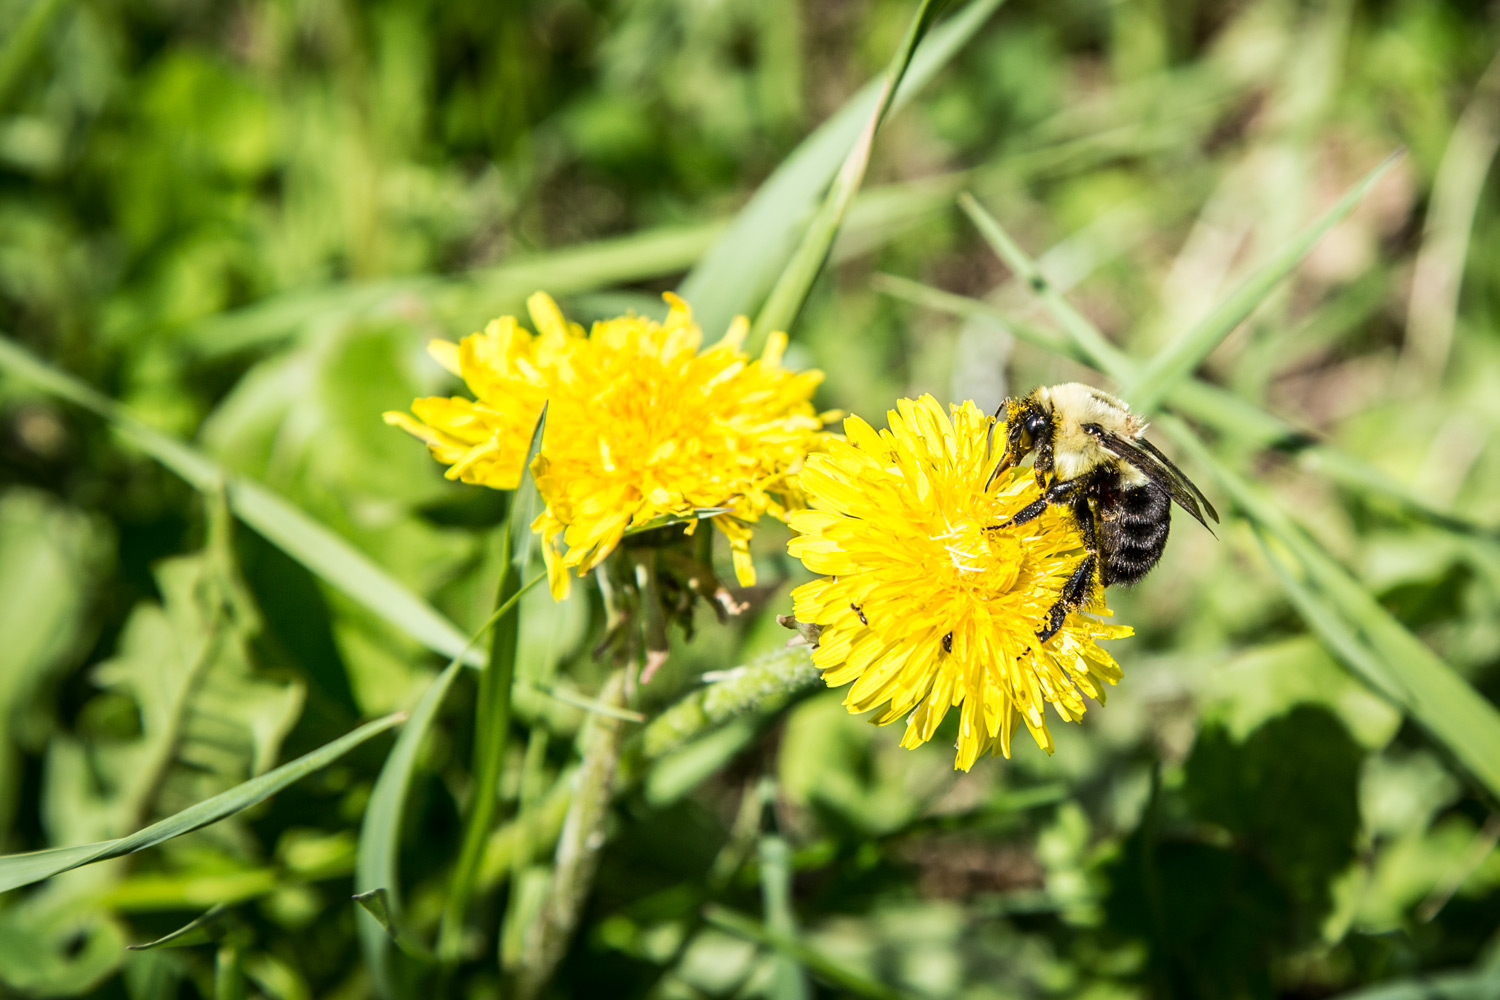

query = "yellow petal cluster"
386;292;831;598
787;395;1132;770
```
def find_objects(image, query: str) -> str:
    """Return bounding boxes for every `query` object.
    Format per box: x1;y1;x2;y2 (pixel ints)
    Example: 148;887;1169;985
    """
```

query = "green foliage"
2;0;1500;997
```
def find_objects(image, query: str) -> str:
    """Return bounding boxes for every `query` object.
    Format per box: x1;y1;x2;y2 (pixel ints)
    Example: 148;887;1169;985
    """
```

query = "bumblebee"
987;382;1218;642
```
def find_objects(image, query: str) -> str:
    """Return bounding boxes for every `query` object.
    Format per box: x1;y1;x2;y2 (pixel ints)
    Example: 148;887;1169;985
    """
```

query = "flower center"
927;501;1024;599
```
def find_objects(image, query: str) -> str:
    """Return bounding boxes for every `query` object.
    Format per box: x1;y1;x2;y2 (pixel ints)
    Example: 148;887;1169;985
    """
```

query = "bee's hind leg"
1037;494;1101;643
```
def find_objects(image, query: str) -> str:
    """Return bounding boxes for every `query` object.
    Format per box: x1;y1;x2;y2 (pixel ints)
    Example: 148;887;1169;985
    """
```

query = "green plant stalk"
515;668;629;1000
640;645;820;760
758;779;809;1000
438;531;523;963
749;0;947;345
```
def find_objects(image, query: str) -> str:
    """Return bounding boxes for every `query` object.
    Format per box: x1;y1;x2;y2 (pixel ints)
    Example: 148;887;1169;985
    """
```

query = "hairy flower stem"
515;668;629;1000
438;533;522;963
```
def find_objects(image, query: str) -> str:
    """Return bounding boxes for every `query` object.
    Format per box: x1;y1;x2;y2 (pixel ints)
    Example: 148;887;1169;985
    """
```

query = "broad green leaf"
0;490;103;839
43;549;304;850
0;895;125;996
0;0;75;113
1326;969;1500;1000
680;0;1008;338
354;657;466;998
1121;152;1403;412
750;0;948;343
0;334;481;667
0;712;402;895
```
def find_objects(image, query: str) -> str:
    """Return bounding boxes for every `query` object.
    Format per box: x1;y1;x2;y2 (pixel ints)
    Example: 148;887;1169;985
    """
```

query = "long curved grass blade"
702;905;907;1000
1163;416;1500;800
874;273;1497;536
749;0;948;344
439;403;545;962
354;574;543;998
952;204;1500;801
957;192;1134;374
0;335;480;666
1122;151;1403;412
126;906;233;951
189;223;723;359
680;0;1006;338
1404;48;1500;377
0;713;403;895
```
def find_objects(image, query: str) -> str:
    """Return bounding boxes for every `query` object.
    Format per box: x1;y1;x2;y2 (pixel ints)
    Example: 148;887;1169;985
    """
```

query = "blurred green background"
3;0;1500;997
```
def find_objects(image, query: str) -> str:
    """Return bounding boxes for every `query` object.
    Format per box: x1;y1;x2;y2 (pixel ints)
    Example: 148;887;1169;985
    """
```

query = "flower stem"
515;667;629;1000
640;644;819;760
438;531;522;963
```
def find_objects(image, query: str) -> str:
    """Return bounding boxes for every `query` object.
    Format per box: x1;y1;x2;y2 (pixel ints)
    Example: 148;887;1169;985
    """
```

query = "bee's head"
989;392;1052;485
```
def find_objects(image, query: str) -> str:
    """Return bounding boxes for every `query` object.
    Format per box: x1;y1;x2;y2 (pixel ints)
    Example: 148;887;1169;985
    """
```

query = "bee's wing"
1089;426;1220;529
1130;435;1220;524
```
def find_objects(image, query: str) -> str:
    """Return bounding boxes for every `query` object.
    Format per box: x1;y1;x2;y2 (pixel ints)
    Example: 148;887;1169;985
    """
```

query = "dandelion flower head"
787;395;1133;770
386;292;831;598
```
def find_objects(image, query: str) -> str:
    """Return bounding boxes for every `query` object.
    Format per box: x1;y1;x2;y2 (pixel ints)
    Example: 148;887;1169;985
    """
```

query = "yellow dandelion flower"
386;292;831;598
786;395;1133;770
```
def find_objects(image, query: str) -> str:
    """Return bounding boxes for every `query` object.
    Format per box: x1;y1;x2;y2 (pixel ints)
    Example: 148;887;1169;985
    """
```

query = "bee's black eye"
1023;411;1048;439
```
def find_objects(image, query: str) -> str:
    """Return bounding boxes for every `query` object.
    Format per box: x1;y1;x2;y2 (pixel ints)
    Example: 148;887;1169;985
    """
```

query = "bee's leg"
1038;494;1101;643
991;479;1079;530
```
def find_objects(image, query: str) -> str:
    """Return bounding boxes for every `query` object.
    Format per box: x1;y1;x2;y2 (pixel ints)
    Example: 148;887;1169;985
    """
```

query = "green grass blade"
352;890;436;963
680;0;1006;338
0;334;480;667
1162;416;1500;800
186;223;723;359
1122;151;1403;412
957;192;1134;375
952;208;1500;802
750;0;947;343
354;574;543;997
702;905;908;1000
439;404;545;962
887;246;1496;539
126;906;232;952
0;713;402;895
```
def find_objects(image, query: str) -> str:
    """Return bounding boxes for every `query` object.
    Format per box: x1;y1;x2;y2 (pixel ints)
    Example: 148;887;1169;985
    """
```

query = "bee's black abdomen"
1099;482;1171;587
